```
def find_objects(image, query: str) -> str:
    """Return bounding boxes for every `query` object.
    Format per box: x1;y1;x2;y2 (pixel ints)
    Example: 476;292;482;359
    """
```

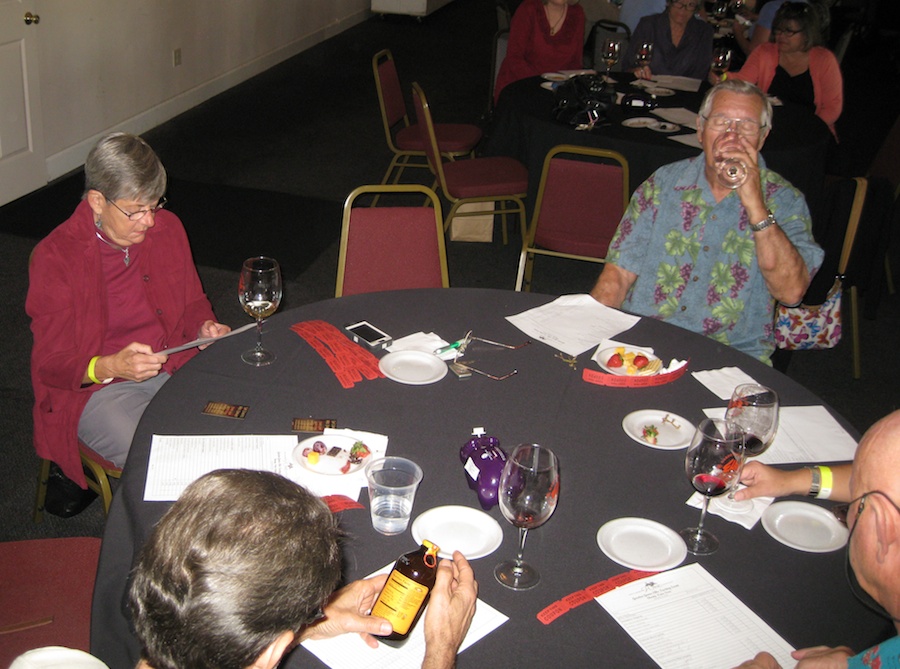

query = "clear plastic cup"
365;457;423;535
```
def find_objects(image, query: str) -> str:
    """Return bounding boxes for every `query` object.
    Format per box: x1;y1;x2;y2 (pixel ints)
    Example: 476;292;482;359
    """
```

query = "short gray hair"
698;79;773;131
83;132;166;202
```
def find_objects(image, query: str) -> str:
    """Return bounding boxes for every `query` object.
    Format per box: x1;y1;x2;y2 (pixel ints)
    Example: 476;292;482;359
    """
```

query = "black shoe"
44;463;98;518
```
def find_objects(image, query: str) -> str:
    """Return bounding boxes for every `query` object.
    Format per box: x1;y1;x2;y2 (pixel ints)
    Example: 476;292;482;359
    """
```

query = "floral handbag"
773;277;843;350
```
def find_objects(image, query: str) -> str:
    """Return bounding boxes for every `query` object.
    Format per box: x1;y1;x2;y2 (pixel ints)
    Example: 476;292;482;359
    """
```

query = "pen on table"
434;340;464;356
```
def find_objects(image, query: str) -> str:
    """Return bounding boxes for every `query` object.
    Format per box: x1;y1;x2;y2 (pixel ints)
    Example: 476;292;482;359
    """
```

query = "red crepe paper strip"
582;360;689;388
322;495;365;512
291;321;384;388
536;569;659;625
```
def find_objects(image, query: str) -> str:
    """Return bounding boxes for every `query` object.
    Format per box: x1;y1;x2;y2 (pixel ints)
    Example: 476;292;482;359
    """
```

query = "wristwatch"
806;466;821;497
750;211;777;233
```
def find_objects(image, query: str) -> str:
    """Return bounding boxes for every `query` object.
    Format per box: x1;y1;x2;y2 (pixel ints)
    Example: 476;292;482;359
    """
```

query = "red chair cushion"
443;157;528;199
395;123;482;154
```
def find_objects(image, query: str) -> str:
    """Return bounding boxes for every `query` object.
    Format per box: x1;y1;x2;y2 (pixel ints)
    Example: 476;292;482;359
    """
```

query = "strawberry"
633;355;649;369
607;353;624;368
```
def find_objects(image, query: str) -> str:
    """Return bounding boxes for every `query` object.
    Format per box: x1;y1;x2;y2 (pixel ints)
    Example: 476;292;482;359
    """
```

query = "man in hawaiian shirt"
590;79;823;364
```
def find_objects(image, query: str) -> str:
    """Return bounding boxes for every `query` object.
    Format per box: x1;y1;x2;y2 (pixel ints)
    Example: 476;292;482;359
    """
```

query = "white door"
0;0;45;206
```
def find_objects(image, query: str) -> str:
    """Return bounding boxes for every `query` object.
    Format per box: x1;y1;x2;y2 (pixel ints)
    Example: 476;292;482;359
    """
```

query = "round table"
91;288;889;668
484;75;833;225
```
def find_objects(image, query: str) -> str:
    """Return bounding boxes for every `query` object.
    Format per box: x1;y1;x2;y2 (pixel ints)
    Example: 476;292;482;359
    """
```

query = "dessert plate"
622;410;695;450
762;501;849;552
596;346;661;376
622;116;658;129
411;505;503;559
293;434;369;476
379;351;447;385
597;517;687;571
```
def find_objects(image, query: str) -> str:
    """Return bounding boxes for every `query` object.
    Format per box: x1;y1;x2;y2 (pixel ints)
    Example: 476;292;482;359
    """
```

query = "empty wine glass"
711;46;732;79
494;443;560;590
718;384;780;513
635;42;653;73
679;418;744;555
238;256;282;366
601;38;621;84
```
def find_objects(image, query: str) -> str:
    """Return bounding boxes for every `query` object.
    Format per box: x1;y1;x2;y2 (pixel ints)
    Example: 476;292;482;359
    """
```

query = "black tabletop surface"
483;75;833;226
91;288;891;669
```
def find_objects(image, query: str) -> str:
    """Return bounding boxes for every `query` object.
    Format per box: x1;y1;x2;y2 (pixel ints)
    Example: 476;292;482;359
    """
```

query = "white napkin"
288;428;388;500
691;367;757;400
387;332;452;358
686;489;774;529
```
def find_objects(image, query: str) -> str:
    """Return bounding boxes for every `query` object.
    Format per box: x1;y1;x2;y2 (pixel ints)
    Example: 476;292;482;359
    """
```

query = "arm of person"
735;462;852;502
811;48;844;129
590;263;637;307
298;574;392;649
500;4;543;85
422;552;478;669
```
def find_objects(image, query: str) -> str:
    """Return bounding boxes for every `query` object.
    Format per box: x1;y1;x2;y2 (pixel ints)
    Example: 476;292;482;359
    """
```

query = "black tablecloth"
483;76;833;225
91;288;890;669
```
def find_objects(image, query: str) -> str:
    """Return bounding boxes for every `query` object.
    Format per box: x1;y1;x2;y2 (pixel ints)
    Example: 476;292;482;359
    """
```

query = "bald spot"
853;410;900;497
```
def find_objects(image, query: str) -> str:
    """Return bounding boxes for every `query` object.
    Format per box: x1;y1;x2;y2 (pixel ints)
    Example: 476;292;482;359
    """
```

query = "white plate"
596;346;660;376
762;501;849;553
541;72;568;82
293;434;370;476
379;350;448;385
621;410;695;450
650;121;680;133
540;81;555;91
622;116;658;129
596;517;687;571
645;86;676;97
411;505;503;559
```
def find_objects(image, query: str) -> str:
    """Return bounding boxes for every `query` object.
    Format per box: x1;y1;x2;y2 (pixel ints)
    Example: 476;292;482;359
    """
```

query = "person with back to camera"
731;1;842;137
623;0;714;79
494;0;586;102
128;469;478;669
732;409;900;668
26;133;231;493
590;79;823;365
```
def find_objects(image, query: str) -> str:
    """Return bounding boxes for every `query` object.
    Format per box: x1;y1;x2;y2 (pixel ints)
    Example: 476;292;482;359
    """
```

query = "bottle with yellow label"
371;540;440;646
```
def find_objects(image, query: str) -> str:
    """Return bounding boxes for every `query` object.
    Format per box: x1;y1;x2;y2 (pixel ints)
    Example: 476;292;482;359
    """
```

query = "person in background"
619;0;666;33
494;0;586;102
734;0;796;54
732;1;842;137
129;469;478;669
733;409;900;668
623;0;714;79
590;79;823;365
26;133;231;490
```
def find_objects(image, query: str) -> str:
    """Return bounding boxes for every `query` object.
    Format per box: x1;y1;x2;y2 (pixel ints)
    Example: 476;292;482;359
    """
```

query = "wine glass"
712;0;728;20
711;46;732;79
718;384;780;512
635;42;653;73
238;256;282;366
494;443;560;590
601;38;621;84
679;418;744;555
712;131;748;189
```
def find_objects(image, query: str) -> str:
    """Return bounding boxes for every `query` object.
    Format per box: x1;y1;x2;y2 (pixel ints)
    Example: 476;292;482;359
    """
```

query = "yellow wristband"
87;356;112;385
818;466;833;500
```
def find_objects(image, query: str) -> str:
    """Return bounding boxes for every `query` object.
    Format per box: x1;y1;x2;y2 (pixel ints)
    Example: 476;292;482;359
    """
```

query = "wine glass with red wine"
679;418;744;555
494;443;560;590
718;384;780;512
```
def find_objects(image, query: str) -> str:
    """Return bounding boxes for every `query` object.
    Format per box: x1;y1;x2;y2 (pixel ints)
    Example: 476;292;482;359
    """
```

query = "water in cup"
365;456;423;536
371;494;413;535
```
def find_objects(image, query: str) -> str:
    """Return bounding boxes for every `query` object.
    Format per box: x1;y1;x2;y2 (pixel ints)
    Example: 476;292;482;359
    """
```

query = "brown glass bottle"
371;540;440;647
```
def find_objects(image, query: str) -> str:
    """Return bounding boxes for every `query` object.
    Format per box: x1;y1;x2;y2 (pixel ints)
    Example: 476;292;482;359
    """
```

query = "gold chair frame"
33;445;122;523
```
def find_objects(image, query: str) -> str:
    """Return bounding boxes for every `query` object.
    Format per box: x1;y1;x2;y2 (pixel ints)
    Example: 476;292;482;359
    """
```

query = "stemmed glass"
601;39;621;84
711;46;732;79
679;418;744;555
718;383;780;513
712;0;728;20
494;443;560;590
712;131;749;189
238;256;282;366
635;42;654;73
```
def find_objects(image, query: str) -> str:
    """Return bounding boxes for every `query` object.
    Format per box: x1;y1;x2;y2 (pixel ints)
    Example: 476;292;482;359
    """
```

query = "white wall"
37;0;370;180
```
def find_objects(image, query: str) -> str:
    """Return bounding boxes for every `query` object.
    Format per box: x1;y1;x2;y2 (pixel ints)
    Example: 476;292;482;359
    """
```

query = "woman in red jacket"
27;133;231;488
732;2;842;137
494;0;586;102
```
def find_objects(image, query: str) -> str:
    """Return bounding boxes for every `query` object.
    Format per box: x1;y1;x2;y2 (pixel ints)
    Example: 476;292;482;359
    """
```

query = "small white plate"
596;346;660;376
597;517;687;571
762;501;849;553
541;72;569;82
622;116;658;129
621;410;695;450
650;121;680;133
379;350;447;385
411;505;503;559
540;81;555;91
293;434;369;476
645;86;676;97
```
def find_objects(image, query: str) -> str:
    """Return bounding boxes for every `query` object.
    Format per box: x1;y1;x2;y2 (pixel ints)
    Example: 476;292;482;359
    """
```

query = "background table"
484;76;833;225
92;288;890;668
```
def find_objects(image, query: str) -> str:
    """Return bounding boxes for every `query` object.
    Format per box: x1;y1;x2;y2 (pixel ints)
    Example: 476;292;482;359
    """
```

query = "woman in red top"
494;0;586;102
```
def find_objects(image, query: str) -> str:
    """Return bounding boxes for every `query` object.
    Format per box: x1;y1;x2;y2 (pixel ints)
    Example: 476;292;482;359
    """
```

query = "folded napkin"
691;367;757;400
287;428;388;500
686;489;774;530
387;332;457;360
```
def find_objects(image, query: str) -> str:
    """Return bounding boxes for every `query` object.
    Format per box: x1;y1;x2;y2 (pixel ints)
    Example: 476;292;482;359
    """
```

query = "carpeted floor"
1;0;898;540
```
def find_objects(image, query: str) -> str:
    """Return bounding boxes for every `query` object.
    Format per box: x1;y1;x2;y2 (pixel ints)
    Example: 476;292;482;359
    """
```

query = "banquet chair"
486;28;510;118
335;184;449;297
33;441;122;523
372;50;483;194
0;537;101;667
412;82;528;245
516;144;629;292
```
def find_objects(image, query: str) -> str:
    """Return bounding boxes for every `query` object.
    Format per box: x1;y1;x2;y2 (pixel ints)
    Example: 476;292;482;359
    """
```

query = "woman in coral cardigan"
732;1;842;137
